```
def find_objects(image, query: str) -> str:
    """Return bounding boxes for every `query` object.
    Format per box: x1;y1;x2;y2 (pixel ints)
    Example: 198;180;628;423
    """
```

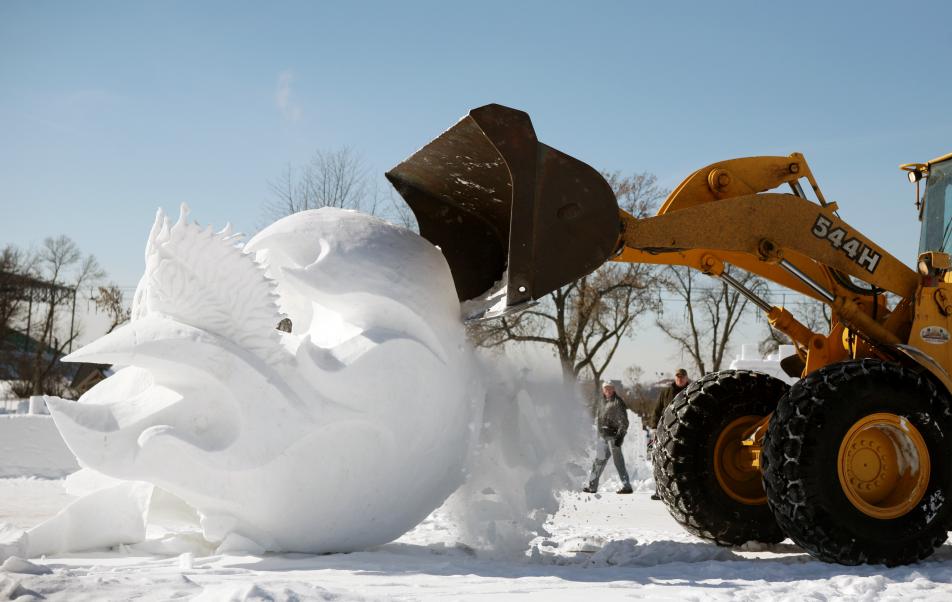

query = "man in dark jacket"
651;368;690;429
650;368;690;500
583;382;633;494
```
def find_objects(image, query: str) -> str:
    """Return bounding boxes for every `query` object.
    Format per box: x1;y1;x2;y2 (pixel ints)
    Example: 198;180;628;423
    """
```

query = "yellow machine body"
387;104;952;561
614;151;952;492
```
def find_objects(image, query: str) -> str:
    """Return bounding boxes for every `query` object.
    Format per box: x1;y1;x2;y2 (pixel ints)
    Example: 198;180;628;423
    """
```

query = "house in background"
68;362;112;398
1;327;111;408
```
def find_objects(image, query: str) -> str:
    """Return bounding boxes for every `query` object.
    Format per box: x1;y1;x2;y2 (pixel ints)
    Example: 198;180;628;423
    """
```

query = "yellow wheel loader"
387;104;952;566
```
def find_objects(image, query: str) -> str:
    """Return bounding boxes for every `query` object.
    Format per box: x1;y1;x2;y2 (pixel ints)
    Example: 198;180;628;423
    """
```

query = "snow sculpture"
47;206;480;553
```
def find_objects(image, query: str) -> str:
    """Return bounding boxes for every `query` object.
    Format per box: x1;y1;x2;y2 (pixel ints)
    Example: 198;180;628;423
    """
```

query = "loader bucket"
386;104;621;319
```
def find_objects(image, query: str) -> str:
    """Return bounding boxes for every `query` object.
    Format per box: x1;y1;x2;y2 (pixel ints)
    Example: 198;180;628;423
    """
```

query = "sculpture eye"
276;318;292;333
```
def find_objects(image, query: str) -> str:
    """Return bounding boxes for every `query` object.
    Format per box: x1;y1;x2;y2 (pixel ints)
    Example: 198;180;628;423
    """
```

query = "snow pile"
437;351;656;556
535;533;739;567
32;207;482;555
0;556;51;575
0;416;79;478
444;352;590;555
8;478;153;559
585;538;740;566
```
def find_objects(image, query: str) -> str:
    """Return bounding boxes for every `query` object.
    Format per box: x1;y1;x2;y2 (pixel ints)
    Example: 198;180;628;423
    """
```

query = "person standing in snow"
650;368;690;500
583;382;633;494
652;368;690;428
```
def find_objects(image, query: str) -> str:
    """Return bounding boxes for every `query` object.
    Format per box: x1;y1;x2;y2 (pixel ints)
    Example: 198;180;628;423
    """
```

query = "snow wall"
0;416;79;478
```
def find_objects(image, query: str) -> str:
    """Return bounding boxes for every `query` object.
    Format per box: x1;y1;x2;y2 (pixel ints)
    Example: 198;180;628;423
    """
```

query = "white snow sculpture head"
50;206;479;553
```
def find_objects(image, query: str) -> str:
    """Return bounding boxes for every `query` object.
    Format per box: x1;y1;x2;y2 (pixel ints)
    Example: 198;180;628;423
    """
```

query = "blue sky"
3;1;951;378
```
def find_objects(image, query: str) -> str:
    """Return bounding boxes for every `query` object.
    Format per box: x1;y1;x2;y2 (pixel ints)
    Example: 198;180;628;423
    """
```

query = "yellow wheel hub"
837;413;930;520
713;415;767;505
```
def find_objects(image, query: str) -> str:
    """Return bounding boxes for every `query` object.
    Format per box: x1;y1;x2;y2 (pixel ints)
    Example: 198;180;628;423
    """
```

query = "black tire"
762;359;952;566
653;370;789;545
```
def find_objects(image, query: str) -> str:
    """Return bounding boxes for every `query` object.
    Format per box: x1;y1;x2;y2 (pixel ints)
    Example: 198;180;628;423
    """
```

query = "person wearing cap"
582;381;633;494
650;368;690;500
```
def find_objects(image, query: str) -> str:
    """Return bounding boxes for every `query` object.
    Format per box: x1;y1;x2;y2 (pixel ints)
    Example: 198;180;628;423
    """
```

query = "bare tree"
621;363;659;425
94;284;131;334
623;364;644;389
384;186;419;231
0;245;35;338
657;265;765;376
469;172;665;393
263;148;370;221
18;236;104;396
262;147;419;231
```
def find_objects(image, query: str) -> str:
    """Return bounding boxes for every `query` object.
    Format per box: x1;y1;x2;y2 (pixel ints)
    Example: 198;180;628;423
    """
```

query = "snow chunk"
0;556;51;575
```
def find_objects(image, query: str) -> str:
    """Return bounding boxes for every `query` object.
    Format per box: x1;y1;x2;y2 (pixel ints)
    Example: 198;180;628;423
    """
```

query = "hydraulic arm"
387;103;919;373
613;156;918;364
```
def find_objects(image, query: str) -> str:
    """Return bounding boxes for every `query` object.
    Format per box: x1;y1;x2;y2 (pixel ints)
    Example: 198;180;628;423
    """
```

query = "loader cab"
916;154;952;254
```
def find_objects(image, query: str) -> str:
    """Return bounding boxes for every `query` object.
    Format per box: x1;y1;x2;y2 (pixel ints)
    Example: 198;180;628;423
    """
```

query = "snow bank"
0;416;79;478
38;206;481;555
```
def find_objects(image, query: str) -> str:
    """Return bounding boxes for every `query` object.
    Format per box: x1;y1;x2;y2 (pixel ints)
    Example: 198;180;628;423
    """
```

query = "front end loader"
387;104;952;566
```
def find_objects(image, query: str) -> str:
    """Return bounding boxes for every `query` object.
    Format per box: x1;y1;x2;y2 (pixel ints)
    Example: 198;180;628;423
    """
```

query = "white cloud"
275;70;302;121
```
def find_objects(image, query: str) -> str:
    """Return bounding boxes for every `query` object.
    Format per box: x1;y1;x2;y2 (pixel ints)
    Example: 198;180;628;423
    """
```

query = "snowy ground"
2;478;951;601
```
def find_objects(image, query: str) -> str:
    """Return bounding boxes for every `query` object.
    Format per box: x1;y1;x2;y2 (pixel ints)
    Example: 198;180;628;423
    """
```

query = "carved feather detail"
132;204;286;366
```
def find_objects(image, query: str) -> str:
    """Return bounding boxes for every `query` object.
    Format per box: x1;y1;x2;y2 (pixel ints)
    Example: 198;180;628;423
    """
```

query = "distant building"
0;327;111;401
69;363;112;398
